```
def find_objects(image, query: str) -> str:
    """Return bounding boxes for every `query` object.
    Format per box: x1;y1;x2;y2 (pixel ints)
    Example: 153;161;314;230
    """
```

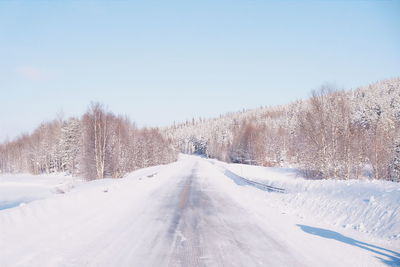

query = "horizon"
1;0;399;142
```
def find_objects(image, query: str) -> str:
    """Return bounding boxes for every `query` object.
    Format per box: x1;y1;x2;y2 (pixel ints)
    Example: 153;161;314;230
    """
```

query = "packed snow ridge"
0;155;399;267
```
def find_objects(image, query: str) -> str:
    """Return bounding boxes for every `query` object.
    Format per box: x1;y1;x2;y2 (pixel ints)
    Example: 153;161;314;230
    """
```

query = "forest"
0;103;176;180
165;78;400;181
1;78;399;181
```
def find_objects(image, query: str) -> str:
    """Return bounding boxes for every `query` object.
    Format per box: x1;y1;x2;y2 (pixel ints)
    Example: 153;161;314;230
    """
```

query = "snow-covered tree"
59;118;81;175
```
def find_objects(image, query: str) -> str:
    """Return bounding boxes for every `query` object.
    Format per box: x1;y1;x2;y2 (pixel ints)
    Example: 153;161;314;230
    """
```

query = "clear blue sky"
0;0;399;141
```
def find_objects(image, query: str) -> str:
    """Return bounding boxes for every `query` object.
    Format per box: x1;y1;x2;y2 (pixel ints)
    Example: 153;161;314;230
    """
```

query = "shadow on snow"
297;224;400;267
0;201;24;211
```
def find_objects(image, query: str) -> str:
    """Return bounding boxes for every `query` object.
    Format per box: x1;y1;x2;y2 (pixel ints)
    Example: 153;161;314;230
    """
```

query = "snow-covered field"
0;155;399;267
0;173;78;211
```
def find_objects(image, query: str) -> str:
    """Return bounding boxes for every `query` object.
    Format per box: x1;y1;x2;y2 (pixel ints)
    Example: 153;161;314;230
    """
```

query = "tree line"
1;78;399;182
0;103;177;180
166;78;400;181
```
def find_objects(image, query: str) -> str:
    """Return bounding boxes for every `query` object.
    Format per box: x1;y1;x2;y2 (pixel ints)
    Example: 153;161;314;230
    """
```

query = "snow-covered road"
161;162;303;266
0;156;399;267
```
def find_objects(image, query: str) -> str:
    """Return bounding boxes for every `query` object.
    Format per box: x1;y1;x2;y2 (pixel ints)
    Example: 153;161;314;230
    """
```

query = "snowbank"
216;161;400;240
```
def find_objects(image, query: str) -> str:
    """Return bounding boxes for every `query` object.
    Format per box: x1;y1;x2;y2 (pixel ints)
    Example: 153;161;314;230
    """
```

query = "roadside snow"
215;161;400;241
197;158;400;266
0;162;176;267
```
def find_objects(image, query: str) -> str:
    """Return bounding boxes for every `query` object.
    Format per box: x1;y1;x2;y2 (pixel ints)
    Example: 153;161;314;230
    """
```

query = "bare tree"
81;103;112;179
